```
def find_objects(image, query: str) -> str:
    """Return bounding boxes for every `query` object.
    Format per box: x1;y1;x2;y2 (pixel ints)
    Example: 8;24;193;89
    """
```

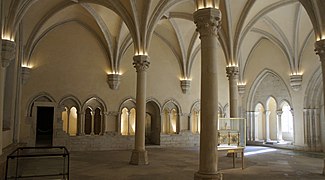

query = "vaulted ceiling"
2;0;323;80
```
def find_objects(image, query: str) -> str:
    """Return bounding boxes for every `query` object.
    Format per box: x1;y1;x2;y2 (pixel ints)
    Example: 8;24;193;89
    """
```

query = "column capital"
315;39;325;61
133;55;150;72
2;39;16;68
276;110;283;116
193;8;221;38
226;66;239;78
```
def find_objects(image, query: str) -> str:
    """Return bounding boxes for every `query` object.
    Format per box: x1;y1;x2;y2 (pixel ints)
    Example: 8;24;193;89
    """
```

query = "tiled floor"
68;146;325;180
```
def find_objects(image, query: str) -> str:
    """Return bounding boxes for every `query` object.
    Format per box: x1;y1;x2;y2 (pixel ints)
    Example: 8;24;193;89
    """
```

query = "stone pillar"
315;41;325;140
193;8;222;180
265;110;271;141
78;111;85;135
0;39;16;155
91;112;95;135
276;110;283;142
130;55;149;165
226;66;239;118
303;109;308;147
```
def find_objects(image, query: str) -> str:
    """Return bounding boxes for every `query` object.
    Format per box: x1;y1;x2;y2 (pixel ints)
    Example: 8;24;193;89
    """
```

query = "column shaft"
226;67;239;118
265;110;271;141
193;8;222;179
276;111;283;142
130;55;149;165
0;68;4;155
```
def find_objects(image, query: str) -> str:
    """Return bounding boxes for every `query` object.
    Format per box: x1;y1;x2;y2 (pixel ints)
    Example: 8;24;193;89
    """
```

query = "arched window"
62;107;68;133
94;108;101;135
170;109;177;134
121;108;129;135
85;108;92;135
61;106;77;136
281;103;293;141
191;110;200;133
254;103;265;141
129;108;136;135
69;107;77;136
266;97;277;141
162;101;180;134
120;107;136;135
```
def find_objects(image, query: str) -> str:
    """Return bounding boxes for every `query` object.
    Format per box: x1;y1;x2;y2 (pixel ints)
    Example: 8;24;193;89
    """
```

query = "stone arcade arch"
81;97;107;136
26;93;56;146
161;99;182;134
58;95;82;136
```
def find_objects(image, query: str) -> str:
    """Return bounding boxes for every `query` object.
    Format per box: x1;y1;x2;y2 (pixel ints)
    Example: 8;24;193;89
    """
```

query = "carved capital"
133;55;150;72
193;8;221;38
2;39;16;68
226;66;239;78
315;39;325;62
107;74;121;90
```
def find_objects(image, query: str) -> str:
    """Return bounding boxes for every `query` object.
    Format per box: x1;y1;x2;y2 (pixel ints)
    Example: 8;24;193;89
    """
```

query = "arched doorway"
146;100;161;145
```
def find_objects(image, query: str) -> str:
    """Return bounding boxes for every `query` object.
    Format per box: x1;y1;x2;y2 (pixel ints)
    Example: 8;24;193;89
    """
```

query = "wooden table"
217;146;245;169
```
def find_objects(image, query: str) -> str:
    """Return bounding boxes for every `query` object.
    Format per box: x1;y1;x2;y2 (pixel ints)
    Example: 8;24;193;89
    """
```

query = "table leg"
241;151;244;169
233;152;235;168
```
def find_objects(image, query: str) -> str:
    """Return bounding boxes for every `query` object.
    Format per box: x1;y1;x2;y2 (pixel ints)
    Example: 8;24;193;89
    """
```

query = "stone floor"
68;146;325;180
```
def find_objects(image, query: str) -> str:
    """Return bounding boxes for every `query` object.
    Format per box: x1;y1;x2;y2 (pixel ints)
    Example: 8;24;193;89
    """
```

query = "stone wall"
53;131;200;151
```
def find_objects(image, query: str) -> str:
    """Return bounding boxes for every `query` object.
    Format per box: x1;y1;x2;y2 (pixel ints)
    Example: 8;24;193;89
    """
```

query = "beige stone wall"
20;21;229;147
242;38;321;148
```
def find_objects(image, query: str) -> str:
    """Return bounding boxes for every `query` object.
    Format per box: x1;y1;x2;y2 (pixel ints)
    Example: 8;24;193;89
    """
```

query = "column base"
194;172;223;180
129;149;149;165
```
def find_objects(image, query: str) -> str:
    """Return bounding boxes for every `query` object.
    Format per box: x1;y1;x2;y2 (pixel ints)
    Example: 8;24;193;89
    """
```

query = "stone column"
315;41;325;146
78;111;85;135
0;39;16;155
193;8;222;179
226;66;239;118
130;55;149;165
91;112;95;135
276;110;283;142
265;110;271;141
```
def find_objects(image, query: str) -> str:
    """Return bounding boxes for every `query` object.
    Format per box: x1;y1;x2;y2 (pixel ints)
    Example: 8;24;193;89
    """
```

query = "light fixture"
21;66;32;85
107;73;121;90
289;74;303;91
196;0;219;10
1;39;16;68
237;82;246;95
180;78;191;94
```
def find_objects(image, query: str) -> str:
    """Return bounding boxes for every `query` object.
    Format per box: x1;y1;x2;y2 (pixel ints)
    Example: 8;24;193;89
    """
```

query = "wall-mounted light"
1;39;16;68
315;39;325;60
289;74;303;91
21;66;32;85
196;0;219;10
226;64;238;68
107;73;121;90
180;78;191;94
237;82;246;95
134;49;148;56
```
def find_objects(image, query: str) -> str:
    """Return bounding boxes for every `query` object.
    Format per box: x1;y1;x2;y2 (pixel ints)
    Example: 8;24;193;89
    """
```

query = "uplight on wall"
180;77;191;94
237;82;246;95
2;39;16;68
21;66;32;85
196;0;219;10
226;64;238;68
289;73;303;91
107;72;121;90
